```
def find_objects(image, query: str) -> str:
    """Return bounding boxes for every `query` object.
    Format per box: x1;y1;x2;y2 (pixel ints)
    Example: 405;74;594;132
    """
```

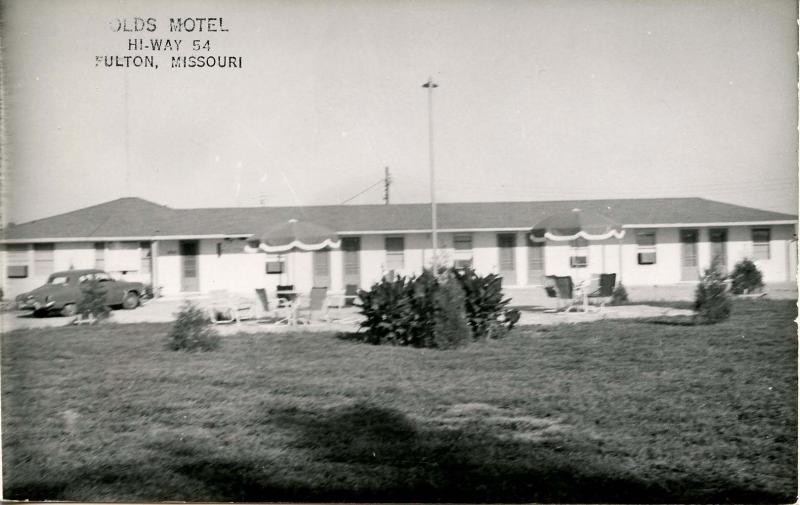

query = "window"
752;228;770;260
94;242;105;269
48;275;69;285
34;243;55;276
265;254;284;274
385;236;405;271
570;237;588;268
6;244;29;278
636;231;657;265
453;233;473;269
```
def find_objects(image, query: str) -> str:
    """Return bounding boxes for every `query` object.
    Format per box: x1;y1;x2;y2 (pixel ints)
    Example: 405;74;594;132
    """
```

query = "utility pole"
383;166;391;205
422;77;438;264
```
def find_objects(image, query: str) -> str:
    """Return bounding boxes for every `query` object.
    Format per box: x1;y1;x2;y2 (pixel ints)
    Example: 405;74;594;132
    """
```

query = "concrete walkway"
1;297;693;333
514;304;694;326
2;283;788;332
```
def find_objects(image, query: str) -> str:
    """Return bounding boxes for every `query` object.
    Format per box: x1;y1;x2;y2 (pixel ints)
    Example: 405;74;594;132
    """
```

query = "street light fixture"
422;77;438;266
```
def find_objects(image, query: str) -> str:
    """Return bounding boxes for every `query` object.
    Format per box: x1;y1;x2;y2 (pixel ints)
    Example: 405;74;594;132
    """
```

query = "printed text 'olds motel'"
110;17;229;32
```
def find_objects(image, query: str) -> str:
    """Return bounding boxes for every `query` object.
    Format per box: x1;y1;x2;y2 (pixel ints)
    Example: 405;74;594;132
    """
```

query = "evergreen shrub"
610;283;629;305
694;260;732;324
432;274;470;349
76;278;111;321
729;258;765;295
167;301;220;351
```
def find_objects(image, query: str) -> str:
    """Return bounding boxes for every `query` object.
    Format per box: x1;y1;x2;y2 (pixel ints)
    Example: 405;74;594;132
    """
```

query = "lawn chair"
295;287;329;325
543;275;560;312
344;284;358;306
254;288;293;325
554;275;583;312
587;273;616;311
544;275;577;312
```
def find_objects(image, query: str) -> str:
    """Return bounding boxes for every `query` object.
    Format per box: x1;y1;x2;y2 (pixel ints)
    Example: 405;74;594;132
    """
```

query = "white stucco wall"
2;240;154;298
2;223;796;300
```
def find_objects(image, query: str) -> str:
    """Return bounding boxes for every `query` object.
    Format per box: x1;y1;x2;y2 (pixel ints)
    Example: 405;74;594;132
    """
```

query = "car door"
53;274;78;307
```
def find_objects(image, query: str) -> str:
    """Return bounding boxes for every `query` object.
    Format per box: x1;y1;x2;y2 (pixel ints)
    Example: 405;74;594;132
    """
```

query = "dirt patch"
423;402;570;442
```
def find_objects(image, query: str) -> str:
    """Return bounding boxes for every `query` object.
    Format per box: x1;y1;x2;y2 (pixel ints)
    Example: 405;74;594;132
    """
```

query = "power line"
340;178;385;205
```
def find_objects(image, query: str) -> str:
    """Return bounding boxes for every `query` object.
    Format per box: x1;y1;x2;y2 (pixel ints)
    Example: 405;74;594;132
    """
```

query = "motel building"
1;197;797;302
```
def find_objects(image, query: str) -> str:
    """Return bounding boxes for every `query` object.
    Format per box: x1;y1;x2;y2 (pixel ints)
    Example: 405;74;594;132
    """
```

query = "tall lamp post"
422;77;438;266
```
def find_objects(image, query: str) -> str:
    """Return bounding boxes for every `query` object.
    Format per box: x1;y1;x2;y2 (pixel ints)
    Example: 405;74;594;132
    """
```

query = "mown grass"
2;299;796;502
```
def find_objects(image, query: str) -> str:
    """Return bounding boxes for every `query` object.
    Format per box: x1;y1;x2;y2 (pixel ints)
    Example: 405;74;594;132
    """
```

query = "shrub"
432;274;470;349
357;267;518;348
76;278;111;321
166;301;220;352
729;258;764;295
610;283;629;305
694;260;732;324
454;268;518;339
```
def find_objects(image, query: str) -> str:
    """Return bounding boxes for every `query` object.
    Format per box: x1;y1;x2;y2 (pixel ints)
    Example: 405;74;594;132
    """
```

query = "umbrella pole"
602;242;606;272
617;237;623;283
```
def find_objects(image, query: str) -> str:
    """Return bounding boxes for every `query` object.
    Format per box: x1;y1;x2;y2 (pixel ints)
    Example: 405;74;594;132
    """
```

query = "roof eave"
0;234;254;244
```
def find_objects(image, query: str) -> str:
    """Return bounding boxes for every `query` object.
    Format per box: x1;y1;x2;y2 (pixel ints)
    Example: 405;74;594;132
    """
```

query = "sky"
2;0;798;224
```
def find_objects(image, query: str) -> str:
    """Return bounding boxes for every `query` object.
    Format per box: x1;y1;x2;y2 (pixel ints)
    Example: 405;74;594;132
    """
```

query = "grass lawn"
2;299;796;502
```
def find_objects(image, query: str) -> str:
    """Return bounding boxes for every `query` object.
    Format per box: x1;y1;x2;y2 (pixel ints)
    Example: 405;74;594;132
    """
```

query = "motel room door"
497;233;517;284
709;228;728;273
180;240;199;292
527;236;545;285
313;248;331;288
341;237;361;294
680;229;699;281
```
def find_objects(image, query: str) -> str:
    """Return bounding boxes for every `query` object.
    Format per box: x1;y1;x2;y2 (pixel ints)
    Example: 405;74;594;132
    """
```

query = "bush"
166;301;220;352
454;268;518;339
357;267;518;348
76;278;111;321
432;274;470;349
729;258;764;295
610;283;629;305
694;260;732;324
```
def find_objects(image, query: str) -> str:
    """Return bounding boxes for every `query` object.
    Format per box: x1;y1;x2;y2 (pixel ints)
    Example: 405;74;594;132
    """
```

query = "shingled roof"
2;197;796;241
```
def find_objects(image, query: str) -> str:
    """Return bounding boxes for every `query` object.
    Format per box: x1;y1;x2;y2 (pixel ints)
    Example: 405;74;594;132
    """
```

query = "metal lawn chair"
295;287;329;325
254;288;293;325
587;273;616;311
544;275;578;312
555;275;583;312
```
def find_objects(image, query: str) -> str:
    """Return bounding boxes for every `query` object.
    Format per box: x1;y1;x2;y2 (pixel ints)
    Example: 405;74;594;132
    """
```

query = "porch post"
151;240;160;298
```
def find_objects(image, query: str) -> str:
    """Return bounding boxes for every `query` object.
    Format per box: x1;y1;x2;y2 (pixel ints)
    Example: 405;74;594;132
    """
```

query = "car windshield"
48;276;69;285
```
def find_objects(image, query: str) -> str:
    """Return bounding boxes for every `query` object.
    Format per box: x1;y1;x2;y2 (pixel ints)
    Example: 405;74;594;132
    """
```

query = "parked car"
15;269;143;317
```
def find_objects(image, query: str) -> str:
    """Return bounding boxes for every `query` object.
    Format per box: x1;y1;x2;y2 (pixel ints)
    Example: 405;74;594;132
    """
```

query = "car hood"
16;284;58;301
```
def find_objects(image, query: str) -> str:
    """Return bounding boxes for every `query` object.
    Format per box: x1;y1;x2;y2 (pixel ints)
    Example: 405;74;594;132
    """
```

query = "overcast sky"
2;0;797;224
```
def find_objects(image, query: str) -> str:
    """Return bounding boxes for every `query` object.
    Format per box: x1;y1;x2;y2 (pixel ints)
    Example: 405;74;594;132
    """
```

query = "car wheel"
33;308;48;318
60;304;77;317
122;292;139;310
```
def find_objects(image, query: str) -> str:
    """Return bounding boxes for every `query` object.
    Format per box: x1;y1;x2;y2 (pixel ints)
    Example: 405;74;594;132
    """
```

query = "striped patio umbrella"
246;218;341;253
530;208;625;242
